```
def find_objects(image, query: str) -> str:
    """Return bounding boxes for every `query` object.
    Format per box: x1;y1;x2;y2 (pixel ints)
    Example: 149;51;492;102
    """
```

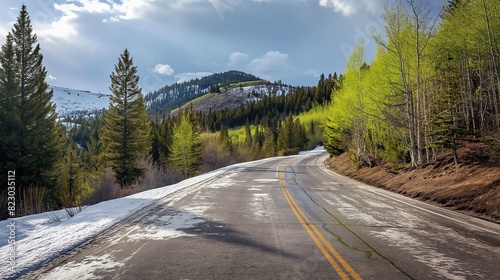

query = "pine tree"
152;117;173;166
85;118;104;172
261;126;276;157
218;124;233;155
244;119;252;147
101;49;152;186
0;5;61;192
251;125;261;158
56;139;89;207
169;115;202;178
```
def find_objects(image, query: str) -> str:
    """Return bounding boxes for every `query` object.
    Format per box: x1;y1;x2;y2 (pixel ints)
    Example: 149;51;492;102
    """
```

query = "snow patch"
371;229;483;279
39;253;124;280
253;179;278;183
250;193;271;222
118;211;202;242
50;85;111;117
0;167;227;279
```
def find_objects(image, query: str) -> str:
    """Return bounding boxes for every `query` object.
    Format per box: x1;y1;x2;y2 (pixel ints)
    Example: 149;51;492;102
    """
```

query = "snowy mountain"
50;85;111;118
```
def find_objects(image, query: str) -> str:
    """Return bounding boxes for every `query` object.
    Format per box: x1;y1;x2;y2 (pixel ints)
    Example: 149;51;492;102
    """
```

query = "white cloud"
37;3;80;43
227;51;249;67
248;51;288;76
319;0;381;15
103;16;120;23
175;72;213;83
153;64;175;75
111;0;156;20
36;0;155;43
319;0;355;15
48;75;57;80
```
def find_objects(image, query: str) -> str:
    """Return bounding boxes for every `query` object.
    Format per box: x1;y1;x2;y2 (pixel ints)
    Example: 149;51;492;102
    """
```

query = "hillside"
170;80;293;115
51;85;110;118
326;140;500;222
145;70;261;117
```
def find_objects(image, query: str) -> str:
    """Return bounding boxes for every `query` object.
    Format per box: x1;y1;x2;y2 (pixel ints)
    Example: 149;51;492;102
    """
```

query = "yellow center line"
279;165;362;280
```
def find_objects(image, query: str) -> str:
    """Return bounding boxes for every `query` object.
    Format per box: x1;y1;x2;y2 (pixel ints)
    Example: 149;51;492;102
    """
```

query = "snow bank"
0;168;227;279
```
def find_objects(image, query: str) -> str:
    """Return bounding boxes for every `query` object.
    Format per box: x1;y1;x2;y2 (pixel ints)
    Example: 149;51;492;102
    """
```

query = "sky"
0;0;444;94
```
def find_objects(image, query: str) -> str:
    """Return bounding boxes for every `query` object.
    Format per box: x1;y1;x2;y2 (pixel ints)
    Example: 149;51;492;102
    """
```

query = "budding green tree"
169;115;202;178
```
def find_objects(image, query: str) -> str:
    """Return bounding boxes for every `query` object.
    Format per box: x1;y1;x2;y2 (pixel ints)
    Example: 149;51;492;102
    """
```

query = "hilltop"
170;80;293;115
145;70;262;117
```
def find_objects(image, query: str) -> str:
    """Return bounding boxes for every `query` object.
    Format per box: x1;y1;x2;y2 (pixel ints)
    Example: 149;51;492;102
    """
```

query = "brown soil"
326;141;500;223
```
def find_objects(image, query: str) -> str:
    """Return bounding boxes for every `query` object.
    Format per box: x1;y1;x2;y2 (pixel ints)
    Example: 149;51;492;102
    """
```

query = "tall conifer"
101;49;152;186
0;5;61;192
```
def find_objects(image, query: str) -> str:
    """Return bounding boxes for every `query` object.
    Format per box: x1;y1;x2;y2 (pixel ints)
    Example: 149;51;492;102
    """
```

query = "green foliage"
220;80;269;91
101;49;152;186
152;117;173;166
326;41;377;166
169;114;202;178
277;114;308;155
55;139;91;207
295;102;329;126
84;118;105;173
261;126;276;157
325;0;500;168
193;75;339;132
218;124;233;156
0;5;62;194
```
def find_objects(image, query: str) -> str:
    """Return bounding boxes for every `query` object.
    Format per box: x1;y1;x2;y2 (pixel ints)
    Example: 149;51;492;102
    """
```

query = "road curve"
29;150;500;279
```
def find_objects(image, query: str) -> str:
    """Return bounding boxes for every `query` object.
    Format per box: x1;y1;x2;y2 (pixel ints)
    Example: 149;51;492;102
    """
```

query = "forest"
325;0;500;169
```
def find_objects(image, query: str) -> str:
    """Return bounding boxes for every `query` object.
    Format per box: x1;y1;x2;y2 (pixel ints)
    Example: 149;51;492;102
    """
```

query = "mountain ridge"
169;80;294;116
145;70;262;117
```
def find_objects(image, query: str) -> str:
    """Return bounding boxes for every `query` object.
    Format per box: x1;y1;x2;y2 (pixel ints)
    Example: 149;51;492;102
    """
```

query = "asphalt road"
29;150;500;279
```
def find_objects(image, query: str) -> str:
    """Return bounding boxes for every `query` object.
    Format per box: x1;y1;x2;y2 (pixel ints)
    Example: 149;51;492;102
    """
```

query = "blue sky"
0;0;443;93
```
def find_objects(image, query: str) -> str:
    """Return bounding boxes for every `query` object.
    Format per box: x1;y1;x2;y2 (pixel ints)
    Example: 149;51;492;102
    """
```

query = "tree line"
325;0;500;168
197;73;339;132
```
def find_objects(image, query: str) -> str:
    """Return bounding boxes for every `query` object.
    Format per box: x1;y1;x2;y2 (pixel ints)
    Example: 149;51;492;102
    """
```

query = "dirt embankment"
326;142;500;223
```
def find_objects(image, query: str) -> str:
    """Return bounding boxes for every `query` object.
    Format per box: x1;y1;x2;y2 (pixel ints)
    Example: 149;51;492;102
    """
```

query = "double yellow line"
279;165;362;280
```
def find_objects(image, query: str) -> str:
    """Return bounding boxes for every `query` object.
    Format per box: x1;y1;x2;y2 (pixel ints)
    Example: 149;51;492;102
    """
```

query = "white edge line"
316;156;500;236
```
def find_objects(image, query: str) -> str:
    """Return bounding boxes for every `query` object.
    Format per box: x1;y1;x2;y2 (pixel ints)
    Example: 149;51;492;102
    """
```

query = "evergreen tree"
0;5;61;193
276;114;308;155
153;117;173;166
56;139;89;207
101;49;152;186
244;119;252;147
169;115;202;178
251;124;261;157
261;126;276;157
85;118;104;173
218;124;233;155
